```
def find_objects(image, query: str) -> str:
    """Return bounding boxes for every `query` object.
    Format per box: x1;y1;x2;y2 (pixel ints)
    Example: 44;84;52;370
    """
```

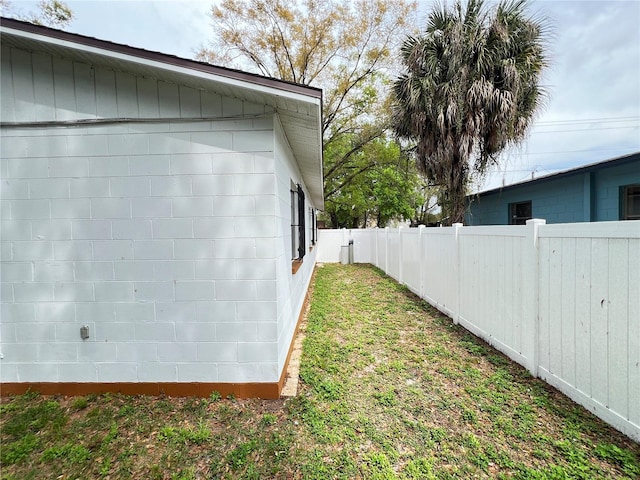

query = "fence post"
523;218;545;377
452;223;462;324
398;226;404;285
385;227;389;275
374;228;379;267
418;225;425;298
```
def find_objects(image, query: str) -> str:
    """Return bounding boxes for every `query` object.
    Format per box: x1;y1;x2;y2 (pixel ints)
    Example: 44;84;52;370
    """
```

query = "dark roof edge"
0;17;322;100
471;151;640;198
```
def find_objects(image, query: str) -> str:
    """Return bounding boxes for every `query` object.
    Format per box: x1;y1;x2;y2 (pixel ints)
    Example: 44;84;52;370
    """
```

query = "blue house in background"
466;152;640;225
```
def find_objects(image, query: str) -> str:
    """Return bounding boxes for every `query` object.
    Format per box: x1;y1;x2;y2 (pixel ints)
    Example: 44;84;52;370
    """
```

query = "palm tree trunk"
450;173;467;225
442;153;467;225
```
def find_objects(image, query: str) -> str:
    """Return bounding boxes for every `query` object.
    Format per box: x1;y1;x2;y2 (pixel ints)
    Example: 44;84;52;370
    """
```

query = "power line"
535;116;640;126
513;147;639;156
531;125;640;134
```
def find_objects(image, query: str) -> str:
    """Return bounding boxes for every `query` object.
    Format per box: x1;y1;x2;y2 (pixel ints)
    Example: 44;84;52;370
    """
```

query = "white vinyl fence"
317;220;640;442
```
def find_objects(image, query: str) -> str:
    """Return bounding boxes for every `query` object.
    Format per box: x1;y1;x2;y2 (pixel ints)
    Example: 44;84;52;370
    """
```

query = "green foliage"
404;457;436;479
260;413;278;427
158;424;212;445
362;452;396;479
323;136;425;227
101;422;119;448
0;433;40;465
2;398;64;437
594;443;640;476
41;443;90;464
171;467;197;480
72;396;88;410
373;388;398;407
227;440;258;470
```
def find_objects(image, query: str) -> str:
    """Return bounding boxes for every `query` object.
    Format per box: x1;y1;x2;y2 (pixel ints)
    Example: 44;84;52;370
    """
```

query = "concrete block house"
0;19;323;398
466;152;640;225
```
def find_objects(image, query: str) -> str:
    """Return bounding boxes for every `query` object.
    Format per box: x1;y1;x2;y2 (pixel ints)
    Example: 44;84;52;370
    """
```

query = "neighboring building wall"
592;161;640;221
0;45;293;386
467;175;585;225
467;156;640;225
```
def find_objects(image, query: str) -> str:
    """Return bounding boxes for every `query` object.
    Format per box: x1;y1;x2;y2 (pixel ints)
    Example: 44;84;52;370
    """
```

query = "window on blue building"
622;185;640;220
509;201;532;225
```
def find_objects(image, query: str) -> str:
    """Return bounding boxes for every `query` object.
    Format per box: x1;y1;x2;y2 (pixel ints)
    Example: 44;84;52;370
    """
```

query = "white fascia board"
1;26;322;108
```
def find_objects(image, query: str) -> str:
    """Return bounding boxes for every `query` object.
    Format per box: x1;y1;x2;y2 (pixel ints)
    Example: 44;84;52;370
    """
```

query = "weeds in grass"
71;396;88;410
0;433;40;465
260;413;277;427
41;443;91;464
158;424;212;445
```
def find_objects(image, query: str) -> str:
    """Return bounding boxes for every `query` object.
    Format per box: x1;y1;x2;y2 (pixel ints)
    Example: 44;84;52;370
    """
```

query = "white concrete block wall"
273;118;317;373
0;45;289;385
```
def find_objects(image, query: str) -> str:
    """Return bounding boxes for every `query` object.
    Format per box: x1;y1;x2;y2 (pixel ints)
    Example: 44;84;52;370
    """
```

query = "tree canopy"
324;137;422;228
1;0;73;28
393;0;548;224
199;0;417;225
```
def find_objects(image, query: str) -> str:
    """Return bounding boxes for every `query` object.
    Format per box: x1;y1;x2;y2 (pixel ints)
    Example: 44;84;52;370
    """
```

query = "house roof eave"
0;17;325;208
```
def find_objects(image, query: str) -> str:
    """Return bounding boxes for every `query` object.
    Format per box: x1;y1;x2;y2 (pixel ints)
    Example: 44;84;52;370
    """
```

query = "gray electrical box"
80;325;89;340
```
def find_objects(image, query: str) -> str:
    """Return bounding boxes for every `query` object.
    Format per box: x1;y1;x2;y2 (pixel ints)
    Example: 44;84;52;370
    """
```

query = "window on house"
509;200;532;225
290;182;306;260
622;184;640;220
309;207;317;246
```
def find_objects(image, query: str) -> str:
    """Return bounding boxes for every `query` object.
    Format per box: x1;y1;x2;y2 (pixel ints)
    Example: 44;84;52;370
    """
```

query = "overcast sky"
4;0;640;192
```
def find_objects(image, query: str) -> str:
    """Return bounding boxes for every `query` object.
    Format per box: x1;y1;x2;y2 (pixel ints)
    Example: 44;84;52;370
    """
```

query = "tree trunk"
444;154;467;225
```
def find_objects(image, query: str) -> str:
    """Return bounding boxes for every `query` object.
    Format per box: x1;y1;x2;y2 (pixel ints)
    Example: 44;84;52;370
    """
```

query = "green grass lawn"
1;263;639;479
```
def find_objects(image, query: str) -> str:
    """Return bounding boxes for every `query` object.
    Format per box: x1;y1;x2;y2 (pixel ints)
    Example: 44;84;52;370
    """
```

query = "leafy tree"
199;0;417;209
392;0;548;224
410;179;441;226
323;137;421;228
1;0;73;28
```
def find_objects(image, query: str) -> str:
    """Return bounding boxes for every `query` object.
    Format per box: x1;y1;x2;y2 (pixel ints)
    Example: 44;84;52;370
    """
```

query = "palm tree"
393;0;548;224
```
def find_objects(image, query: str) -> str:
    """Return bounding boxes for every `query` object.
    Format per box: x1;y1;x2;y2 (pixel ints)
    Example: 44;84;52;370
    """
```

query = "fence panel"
317;229;347;263
629;239;640;429
422;228;457;318
401;229;421;294
351;229;374;264
387;229;400;281
537;222;640;442
377;229;387;271
458;226;528;366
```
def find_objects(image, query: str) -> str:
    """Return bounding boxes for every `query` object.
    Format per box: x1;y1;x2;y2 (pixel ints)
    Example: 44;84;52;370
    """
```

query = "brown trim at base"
0;381;281;399
0;267;317;401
